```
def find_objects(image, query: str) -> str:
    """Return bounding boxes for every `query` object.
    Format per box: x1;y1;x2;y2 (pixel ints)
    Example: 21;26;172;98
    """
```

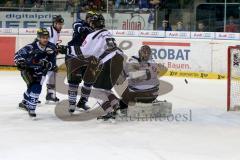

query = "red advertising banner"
0;37;16;65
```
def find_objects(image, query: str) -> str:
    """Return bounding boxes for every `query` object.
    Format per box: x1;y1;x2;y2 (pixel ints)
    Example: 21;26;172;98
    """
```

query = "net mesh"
229;47;240;110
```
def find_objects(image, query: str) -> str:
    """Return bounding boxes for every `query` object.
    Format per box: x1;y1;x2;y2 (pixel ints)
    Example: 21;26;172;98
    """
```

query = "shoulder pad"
24;44;34;53
73;20;86;27
47;42;56;49
46;42;56;54
92;29;110;39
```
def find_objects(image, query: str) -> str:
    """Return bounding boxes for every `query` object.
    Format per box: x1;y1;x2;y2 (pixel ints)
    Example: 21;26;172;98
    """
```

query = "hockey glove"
57;45;68;55
16;59;27;71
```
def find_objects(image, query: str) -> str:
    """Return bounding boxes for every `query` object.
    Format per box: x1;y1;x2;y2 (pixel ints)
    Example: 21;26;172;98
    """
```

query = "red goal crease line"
142;42;191;47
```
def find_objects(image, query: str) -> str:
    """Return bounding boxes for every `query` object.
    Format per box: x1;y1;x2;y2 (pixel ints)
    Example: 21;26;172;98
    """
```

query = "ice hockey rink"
0;71;240;160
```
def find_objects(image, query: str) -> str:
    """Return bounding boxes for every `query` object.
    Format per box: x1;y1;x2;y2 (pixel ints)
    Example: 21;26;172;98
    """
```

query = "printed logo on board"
126;30;136;36
115;31;126;35
166;32;189;38
143;41;191;70
192;32;214;39
122;15;145;30
200;73;208;78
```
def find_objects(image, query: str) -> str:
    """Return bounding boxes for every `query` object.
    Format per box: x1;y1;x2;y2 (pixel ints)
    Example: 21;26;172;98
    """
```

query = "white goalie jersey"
126;55;160;91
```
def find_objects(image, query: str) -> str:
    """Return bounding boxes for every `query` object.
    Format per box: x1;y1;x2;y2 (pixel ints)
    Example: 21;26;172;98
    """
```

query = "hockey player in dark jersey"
65;11;96;112
15;28;57;118
68;11;95;46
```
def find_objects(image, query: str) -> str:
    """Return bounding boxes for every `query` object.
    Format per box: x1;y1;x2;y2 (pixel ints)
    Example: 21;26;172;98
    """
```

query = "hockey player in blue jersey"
15;28;57;117
68;11;95;46
65;11;96;112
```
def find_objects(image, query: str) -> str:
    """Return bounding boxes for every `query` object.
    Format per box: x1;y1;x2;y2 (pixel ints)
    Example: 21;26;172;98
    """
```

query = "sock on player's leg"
26;83;42;117
77;82;92;110
68;83;79;113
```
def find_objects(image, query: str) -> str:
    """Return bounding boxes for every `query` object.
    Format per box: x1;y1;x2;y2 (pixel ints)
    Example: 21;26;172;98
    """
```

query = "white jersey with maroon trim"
80;29;122;63
47;26;60;45
126;55;160;91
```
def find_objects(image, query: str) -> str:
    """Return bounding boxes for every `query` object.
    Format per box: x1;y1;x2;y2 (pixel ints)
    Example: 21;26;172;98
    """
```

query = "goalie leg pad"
127;101;172;119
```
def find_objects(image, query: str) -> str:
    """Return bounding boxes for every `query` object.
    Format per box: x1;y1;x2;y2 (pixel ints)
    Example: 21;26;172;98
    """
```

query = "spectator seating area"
0;0;163;11
0;0;239;32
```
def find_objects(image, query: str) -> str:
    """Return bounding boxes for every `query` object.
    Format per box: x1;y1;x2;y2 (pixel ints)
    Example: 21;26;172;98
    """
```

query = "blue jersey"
14;40;57;76
68;20;93;46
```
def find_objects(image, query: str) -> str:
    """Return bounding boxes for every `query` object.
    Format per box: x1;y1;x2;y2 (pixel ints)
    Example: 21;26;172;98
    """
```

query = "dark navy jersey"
68;19;93;46
14;40;57;75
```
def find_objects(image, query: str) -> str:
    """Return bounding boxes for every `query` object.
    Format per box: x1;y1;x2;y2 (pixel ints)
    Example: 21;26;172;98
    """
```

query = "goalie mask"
139;45;152;62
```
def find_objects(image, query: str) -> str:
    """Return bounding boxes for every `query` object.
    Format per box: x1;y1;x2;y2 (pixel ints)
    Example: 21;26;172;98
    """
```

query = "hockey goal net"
227;46;240;111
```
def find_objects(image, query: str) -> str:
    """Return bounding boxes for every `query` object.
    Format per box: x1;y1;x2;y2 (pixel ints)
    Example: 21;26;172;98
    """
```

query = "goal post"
227;46;240;111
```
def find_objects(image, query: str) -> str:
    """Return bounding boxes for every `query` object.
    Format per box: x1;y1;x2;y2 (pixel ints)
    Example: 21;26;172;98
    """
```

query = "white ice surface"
0;71;240;160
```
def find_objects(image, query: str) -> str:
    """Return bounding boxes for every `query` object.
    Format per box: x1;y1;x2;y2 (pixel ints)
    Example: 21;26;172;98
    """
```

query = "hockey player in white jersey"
45;15;64;103
67;13;125;113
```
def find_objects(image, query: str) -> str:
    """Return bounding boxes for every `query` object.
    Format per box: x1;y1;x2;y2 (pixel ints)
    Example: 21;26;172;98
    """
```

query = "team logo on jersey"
46;47;54;54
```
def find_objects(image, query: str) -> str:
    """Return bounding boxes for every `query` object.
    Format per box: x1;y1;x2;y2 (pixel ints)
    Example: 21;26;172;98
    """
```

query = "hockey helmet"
89;13;105;29
86;11;96;21
52;15;64;24
37;28;49;39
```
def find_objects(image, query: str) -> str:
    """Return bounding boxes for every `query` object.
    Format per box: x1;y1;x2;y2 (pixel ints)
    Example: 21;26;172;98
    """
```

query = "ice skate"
68;104;76;114
45;93;59;104
18;101;28;111
77;100;90;111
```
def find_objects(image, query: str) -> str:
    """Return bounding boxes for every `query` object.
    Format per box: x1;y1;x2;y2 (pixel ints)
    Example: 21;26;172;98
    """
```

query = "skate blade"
18;107;28;112
28;114;37;120
97;117;116;123
30;116;37;120
75;108;91;113
45;100;60;105
98;118;116;123
69;112;75;116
